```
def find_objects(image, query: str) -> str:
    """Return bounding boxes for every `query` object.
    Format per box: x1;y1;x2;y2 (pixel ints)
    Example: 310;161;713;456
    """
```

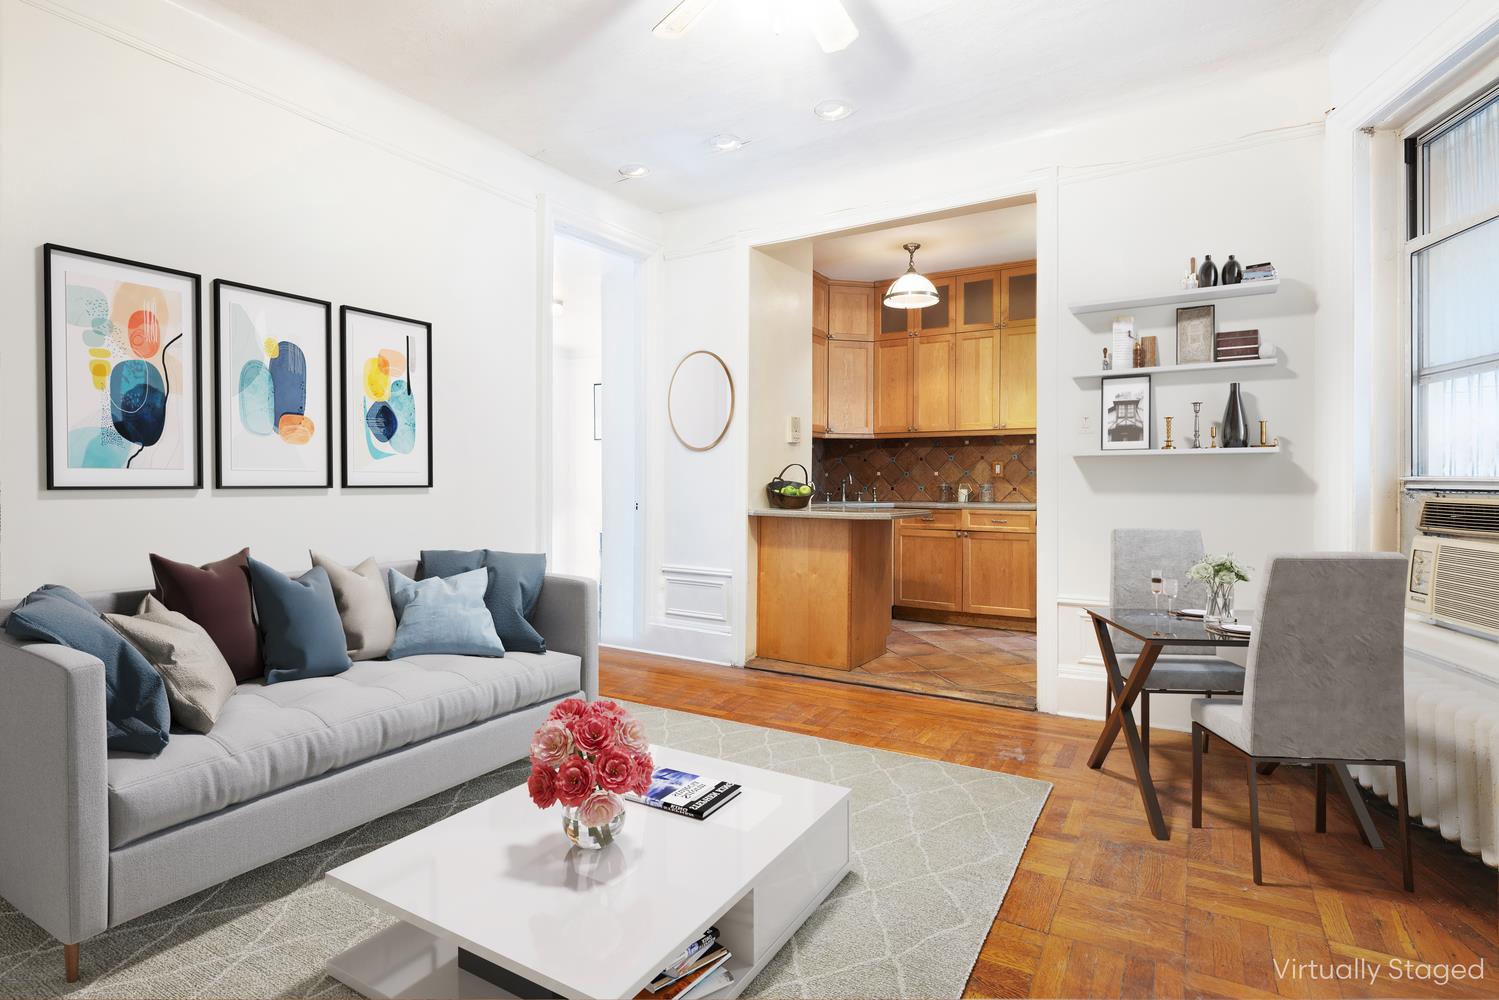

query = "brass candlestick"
1209;425;1218;449
1162;416;1175;450
1257;419;1278;448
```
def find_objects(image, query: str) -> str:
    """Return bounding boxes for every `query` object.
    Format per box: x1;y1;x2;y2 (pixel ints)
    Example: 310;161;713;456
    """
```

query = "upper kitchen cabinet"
912;334;956;431
812;330;829;434
878;295;910;339
954;330;1000;430
999;326;1036;430
880;275;954;338
999;263;1037;329
812;272;830;336
873;338;913;434
826;338;873;435
828;282;874;341
955;270;1000;332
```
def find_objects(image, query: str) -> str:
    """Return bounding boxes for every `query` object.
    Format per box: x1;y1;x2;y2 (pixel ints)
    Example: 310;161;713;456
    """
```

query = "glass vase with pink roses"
527;698;654;849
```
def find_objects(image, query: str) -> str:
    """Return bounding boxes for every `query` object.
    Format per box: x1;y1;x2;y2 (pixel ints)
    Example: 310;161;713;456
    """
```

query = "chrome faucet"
841;474;853;504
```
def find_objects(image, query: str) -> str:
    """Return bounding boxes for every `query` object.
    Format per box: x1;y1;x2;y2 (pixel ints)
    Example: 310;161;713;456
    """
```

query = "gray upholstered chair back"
1238;553;1407;761
1109;529;1215;655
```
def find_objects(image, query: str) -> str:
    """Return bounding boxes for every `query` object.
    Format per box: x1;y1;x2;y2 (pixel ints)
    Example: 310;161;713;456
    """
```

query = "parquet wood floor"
601;648;1499;999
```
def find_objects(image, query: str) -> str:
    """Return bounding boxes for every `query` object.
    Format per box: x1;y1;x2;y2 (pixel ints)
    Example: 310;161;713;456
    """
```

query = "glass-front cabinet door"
955;270;999;331
999;264;1037;329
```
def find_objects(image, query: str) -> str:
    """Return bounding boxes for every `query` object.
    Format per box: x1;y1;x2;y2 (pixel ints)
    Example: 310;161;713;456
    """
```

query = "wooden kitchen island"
750;505;926;670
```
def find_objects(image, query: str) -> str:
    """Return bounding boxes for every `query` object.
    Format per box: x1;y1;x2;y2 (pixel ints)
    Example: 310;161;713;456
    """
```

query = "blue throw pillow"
387;568;506;658
418;549;546;653
247;559;352;684
4;585;170;754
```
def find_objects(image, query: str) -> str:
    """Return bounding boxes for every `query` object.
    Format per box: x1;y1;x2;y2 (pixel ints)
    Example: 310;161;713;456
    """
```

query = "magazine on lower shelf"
639;944;731;999
626;766;741;820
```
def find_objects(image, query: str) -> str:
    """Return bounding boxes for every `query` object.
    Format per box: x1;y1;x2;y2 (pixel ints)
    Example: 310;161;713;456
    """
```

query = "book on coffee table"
626;767;741;820
639;946;730;999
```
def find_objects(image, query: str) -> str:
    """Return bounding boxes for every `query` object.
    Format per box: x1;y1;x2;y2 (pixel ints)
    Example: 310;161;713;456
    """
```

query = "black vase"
1221;382;1249;448
1197;254;1219;287
1221;254;1243;284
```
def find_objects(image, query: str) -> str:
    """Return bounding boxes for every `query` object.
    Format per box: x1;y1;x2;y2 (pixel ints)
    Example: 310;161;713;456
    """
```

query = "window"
1409;83;1499;483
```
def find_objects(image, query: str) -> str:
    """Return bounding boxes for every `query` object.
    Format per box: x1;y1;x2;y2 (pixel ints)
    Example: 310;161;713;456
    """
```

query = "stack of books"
626;767;741;820
636;928;734;999
1214;329;1260;362
1242;262;1277;282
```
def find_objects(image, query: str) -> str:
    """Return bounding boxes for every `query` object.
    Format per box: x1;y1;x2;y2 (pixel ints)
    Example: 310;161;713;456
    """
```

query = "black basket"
765;462;812;509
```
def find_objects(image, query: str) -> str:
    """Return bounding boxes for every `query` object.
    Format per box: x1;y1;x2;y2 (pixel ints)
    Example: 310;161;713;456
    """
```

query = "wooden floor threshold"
747;655;1039;710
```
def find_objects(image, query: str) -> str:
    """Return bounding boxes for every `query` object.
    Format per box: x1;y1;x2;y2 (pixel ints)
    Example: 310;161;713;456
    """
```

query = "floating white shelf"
1078;445;1282;457
1074;356;1277;382
1070;277;1280;315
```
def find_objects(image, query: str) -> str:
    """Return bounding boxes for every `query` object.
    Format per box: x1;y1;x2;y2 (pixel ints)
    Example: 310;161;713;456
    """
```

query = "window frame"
1403;79;1499;491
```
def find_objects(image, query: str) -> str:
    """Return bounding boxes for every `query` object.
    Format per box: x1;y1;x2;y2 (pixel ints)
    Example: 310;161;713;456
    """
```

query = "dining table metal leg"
1330;762;1384;850
1086;616;1169;840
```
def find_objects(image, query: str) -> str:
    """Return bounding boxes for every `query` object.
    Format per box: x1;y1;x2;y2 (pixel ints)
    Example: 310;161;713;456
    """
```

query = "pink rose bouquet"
529;698;654;847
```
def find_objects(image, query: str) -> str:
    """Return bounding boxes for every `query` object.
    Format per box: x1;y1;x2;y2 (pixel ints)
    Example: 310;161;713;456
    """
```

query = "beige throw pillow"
309;552;398;660
106;595;237;733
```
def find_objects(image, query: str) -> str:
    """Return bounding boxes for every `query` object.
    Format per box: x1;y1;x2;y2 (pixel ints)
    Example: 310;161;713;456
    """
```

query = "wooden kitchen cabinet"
893;527;964;611
999;326;1036;430
963;530;1037;617
999;263;1036;329
912;334;955;431
826;338;873;435
828;282;874;341
873;338;913;434
954;329;1000;430
879;277;954;338
878;297;910;339
955;270;1000;332
812;272;830;335
812;330;829;434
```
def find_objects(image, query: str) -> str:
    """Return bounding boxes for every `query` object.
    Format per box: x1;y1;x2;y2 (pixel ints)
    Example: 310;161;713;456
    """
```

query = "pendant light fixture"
883;243;939;309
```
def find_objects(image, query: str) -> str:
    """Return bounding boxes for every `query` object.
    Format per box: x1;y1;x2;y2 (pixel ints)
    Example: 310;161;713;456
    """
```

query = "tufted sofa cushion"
104;651;581;847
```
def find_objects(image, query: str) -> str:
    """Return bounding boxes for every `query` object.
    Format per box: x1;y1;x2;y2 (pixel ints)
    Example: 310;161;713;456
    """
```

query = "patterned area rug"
0;702;1049;999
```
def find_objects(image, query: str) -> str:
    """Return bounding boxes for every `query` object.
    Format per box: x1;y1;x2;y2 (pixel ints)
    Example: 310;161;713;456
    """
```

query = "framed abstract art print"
340;306;432;488
43;244;203;489
213;279;333;488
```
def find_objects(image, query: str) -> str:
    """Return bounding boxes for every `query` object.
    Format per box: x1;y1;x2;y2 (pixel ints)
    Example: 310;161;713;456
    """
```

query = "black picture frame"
212;279;334;489
1101;374;1152;451
339;305;433;488
42;243;203;490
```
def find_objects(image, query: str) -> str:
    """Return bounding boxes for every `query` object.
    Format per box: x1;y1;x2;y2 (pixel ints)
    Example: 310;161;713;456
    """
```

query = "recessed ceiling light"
710;133;746;152
813;98;855;122
617;163;649;178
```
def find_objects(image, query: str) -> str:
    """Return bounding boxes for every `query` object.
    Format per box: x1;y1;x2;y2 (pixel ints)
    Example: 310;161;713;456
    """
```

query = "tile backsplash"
812;436;1038;503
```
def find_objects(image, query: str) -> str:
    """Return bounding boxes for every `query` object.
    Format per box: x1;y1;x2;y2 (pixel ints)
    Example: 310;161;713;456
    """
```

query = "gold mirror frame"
668;350;735;452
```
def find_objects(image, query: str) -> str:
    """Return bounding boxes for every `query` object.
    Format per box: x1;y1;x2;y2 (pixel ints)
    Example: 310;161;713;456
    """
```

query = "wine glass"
1162;578;1179;617
1150;569;1164;617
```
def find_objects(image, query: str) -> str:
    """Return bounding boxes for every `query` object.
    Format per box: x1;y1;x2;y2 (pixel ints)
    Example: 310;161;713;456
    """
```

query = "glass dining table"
1085;607;1385;845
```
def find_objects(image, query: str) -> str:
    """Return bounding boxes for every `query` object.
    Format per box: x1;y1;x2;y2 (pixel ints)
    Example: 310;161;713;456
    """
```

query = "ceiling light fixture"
617;163;649;178
709;133;746;152
884;243;939;310
813;98;855;122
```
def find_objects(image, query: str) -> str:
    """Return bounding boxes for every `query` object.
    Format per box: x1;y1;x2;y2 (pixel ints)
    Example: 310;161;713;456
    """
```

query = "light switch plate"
786;415;801;444
1080;414;1094;435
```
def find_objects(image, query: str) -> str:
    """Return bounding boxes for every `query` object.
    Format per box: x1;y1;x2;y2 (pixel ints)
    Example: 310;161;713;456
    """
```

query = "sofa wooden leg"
64;942;79;983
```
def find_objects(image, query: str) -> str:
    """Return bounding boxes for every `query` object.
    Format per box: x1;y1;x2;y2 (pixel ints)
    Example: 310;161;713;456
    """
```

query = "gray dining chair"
1109;529;1246;756
1190;552;1411;890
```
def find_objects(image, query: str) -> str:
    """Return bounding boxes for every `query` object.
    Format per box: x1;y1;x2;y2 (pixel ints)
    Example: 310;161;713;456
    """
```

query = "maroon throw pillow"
150;548;262;682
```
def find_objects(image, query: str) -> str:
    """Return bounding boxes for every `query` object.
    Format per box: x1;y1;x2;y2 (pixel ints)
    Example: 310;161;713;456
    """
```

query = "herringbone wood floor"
602;649;1499;999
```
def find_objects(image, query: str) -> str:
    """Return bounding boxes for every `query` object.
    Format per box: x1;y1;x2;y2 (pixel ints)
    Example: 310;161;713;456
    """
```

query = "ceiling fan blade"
805;0;858;53
652;0;718;39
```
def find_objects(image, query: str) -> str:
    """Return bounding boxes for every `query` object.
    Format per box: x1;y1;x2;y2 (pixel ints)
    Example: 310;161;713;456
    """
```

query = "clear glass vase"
1204;582;1236;624
561;795;625;850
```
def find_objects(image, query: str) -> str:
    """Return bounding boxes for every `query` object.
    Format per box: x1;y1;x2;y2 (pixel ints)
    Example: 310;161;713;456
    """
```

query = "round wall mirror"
668;350;734;452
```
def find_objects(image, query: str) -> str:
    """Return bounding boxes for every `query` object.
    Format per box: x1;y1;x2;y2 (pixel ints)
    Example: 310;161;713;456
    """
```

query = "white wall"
0;0;658;595
653;58;1334;719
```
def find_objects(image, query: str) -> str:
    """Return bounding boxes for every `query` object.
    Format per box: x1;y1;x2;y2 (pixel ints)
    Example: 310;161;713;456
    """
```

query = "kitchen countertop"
749;505;933;521
876;500;1036;511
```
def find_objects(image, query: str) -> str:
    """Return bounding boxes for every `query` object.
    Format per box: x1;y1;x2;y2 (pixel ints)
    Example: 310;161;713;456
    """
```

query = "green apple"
795;485;813;496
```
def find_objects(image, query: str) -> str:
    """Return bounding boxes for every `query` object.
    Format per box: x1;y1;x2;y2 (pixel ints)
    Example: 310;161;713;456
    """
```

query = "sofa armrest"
532;574;599;700
0;638;109;944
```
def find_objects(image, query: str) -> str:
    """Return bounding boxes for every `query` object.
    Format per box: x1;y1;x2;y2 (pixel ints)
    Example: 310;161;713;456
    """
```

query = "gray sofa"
0;561;598;982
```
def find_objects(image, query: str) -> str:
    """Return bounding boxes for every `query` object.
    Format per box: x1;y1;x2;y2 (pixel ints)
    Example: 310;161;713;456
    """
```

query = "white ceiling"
813;200;1036;281
198;0;1362;213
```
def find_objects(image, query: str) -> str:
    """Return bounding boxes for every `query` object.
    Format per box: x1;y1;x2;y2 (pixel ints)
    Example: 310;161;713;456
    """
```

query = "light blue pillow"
387;568;506;658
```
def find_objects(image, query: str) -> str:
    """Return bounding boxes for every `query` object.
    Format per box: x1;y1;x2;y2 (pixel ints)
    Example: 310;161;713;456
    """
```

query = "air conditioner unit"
1407;497;1499;639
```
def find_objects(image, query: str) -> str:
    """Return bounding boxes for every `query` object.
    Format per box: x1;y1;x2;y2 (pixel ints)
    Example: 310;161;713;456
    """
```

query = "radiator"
1354;662;1499;868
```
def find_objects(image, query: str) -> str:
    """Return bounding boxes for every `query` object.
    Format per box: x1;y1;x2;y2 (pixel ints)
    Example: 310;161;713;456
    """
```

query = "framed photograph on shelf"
213;280;332;488
1175;305;1215;365
43;243;203;489
1101;374;1151;451
340;306;432;488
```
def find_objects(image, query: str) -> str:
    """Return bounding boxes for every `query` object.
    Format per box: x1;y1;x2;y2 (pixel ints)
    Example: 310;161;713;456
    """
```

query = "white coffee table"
324;746;851;999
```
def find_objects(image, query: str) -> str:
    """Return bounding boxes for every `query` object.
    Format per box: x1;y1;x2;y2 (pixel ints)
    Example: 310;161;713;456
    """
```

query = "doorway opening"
747;197;1040;710
548;230;643;647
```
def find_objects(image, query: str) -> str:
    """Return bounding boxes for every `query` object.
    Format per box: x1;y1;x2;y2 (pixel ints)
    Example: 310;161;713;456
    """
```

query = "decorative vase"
1221;254;1243;284
562;794;626;850
1221;382;1249;448
1205;581;1236;624
1197;254;1219;288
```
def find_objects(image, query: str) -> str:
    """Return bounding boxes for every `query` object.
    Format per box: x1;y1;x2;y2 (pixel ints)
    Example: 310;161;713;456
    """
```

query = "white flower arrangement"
1187;553;1251;586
